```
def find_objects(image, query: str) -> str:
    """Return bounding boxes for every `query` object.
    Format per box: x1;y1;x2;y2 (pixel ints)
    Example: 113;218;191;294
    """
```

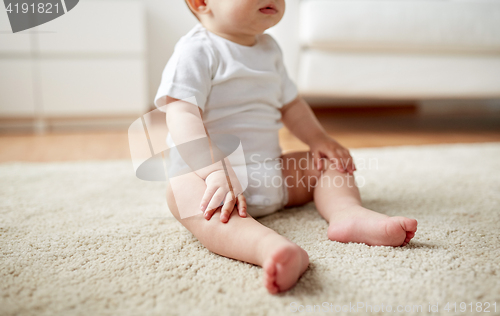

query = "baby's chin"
233;14;282;31
246;19;281;34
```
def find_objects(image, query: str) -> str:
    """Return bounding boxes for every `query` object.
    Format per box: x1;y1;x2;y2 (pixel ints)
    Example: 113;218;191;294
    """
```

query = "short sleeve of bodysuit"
154;36;216;111
268;36;299;106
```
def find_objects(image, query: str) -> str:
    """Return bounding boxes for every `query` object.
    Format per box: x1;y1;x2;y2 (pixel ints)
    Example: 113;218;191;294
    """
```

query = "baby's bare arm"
164;96;246;222
280;96;356;173
280;96;328;144
165;96;218;179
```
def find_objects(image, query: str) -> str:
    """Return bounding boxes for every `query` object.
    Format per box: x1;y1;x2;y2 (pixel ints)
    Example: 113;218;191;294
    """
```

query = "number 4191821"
444;302;496;313
6;2;60;14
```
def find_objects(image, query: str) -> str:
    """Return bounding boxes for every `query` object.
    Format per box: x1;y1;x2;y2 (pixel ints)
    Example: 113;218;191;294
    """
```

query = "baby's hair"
184;0;201;22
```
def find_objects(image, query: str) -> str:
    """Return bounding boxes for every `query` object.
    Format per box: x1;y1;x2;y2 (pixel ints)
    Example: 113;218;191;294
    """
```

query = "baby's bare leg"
282;152;417;247
166;173;308;293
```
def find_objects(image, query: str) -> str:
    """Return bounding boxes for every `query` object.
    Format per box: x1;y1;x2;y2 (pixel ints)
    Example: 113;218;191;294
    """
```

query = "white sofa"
268;0;500;100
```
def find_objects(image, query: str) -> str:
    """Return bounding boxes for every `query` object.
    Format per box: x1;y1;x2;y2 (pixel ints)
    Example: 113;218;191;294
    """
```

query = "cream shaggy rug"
1;143;500;316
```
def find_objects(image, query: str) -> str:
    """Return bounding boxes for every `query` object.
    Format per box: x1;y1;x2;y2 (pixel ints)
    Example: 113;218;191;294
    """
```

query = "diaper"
243;160;288;218
166;132;287;217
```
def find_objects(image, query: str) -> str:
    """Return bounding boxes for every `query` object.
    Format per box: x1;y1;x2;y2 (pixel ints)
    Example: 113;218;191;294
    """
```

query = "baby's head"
185;0;285;40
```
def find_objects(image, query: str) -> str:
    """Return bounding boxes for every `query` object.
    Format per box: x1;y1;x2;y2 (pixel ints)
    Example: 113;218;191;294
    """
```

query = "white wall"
142;0;198;108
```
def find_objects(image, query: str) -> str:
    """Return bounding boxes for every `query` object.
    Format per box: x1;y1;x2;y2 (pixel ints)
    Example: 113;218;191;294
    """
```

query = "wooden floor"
1;108;500;162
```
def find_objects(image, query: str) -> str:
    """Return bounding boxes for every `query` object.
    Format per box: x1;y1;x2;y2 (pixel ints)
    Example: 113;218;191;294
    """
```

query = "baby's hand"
200;170;247;223
309;134;356;174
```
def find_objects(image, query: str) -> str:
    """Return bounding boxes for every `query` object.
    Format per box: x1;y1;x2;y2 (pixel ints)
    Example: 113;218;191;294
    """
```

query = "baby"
155;0;418;294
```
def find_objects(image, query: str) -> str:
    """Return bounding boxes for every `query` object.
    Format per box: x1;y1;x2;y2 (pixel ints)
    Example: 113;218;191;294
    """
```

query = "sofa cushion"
298;50;500;98
300;0;500;53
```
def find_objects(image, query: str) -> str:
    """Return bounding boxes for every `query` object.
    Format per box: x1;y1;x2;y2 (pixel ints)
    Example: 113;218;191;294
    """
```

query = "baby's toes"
406;231;415;239
404;218;418;233
263;261;278;294
404;231;415;243
266;281;279;294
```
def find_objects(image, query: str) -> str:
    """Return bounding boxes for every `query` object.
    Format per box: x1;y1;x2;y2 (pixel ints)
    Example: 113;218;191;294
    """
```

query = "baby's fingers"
200;185;218;212
341;150;356;174
349;155;356;174
313;151;322;171
237;194;247;218
220;193;236;223
204;188;226;220
325;149;343;172
332;149;350;173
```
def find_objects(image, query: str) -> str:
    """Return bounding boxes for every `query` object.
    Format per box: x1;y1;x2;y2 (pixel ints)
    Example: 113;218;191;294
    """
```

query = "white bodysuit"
155;23;298;217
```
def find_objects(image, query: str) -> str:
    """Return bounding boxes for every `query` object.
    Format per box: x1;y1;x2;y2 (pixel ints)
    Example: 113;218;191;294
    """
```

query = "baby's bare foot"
263;243;309;294
327;205;418;247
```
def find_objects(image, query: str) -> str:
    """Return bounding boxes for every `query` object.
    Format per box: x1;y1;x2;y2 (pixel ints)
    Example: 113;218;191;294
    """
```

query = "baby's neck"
202;23;258;47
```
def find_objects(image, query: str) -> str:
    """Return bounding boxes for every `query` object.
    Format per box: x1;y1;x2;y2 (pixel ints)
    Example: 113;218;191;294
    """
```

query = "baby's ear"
186;0;210;15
